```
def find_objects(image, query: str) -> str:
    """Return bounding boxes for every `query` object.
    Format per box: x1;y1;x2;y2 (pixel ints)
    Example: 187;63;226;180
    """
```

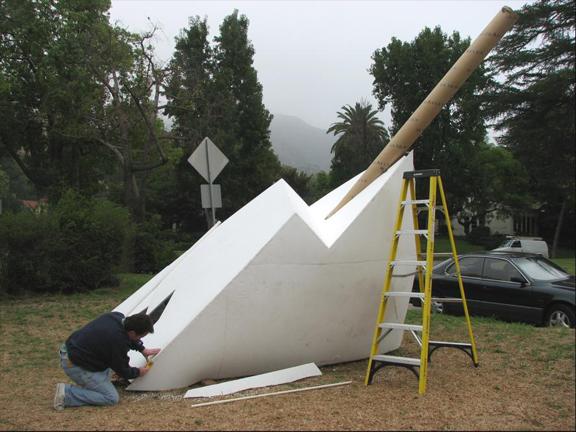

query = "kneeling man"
54;311;160;410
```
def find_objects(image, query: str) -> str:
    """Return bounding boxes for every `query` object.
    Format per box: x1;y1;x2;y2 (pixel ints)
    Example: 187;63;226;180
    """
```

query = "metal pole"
204;140;215;227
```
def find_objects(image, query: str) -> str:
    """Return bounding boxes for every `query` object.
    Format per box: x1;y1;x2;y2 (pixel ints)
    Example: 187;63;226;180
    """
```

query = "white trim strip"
189;381;352;408
184;363;322;398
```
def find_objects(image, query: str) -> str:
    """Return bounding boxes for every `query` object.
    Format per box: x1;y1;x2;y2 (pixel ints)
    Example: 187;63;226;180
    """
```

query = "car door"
479;257;538;322
441;256;486;314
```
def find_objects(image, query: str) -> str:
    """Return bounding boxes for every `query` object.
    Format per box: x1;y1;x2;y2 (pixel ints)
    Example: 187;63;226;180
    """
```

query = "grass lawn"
0;273;574;430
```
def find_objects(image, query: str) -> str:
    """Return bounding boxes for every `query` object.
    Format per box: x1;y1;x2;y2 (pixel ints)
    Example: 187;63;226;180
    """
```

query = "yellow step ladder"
364;169;479;394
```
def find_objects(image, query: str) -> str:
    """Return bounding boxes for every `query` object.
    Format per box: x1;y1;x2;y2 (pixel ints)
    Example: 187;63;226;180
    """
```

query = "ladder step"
429;341;472;348
396;229;428;236
372;355;421;367
391;260;426;267
379;323;423;332
401;199;430;206
431;297;462;303
385;291;424;299
418;252;453;258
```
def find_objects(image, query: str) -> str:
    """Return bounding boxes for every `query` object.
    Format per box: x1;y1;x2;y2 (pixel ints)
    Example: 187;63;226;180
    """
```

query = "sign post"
188;137;229;228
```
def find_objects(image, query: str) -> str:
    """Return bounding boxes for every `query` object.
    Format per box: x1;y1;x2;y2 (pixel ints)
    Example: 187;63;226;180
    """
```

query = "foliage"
370;27;490;216
144;143;186;228
0;211;58;295
164;11;282;227
130;216;177;274
485;0;575;255
326;101;388;187
280;165;311;202
307;171;333;205
0;0;115;197
0;167;7;197
0;0;169;221
455;142;532;234
0;191;130;295
465;226;506;250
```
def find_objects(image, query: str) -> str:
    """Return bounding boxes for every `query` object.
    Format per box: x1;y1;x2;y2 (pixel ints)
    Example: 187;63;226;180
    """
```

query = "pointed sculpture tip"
324;208;336;220
502;6;519;20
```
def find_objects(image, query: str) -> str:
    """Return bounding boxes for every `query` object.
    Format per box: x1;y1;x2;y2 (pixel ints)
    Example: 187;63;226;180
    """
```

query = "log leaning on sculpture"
326;6;519;218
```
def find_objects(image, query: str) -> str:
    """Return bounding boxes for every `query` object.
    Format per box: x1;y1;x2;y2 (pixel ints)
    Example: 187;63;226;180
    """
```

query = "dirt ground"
0;296;574;431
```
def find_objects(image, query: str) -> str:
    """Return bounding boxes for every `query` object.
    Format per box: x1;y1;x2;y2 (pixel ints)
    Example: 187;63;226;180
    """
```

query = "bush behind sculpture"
0;191;130;295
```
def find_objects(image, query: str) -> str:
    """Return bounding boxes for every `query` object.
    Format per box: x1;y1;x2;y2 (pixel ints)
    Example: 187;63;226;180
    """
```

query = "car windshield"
513;257;570;281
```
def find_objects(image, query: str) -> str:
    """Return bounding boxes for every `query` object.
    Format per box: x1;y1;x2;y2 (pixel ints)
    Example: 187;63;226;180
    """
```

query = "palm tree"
327;101;389;186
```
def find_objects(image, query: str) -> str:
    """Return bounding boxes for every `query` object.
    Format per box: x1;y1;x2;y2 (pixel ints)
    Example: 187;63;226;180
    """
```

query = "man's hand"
142;348;161;357
139;366;150;377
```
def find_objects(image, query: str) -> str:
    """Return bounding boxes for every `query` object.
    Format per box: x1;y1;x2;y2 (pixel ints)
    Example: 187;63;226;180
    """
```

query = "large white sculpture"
114;153;416;391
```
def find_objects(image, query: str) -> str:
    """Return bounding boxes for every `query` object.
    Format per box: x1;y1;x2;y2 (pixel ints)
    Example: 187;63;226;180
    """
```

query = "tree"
279;165;311;202
326;101;389;187
0;0;113;197
164;16;214;146
0;167;7;197
455;142;532;235
0;166;7;213
485;0;575;256
86;24;169;221
163;16;217;231
165;11;281;230
370;27;489;216
0;0;169;221
307;171;332;205
212;10;281;215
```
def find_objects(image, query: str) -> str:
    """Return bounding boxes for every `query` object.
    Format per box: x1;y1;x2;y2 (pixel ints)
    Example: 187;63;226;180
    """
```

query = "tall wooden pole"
326;6;519;219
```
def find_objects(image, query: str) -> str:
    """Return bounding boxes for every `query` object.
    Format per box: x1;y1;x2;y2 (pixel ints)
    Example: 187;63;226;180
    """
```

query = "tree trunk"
123;163;144;223
550;198;566;259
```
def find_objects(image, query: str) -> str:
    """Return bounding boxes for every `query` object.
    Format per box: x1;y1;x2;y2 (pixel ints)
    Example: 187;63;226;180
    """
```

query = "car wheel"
432;299;444;314
546;304;575;328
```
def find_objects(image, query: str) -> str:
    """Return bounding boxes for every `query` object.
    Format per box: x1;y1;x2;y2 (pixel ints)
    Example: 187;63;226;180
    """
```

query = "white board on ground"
184;363;322;398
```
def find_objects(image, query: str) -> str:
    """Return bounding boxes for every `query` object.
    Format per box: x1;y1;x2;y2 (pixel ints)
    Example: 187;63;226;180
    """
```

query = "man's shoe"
53;383;65;411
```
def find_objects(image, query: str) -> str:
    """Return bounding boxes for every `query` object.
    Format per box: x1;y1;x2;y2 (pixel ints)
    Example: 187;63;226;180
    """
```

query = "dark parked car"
412;251;575;328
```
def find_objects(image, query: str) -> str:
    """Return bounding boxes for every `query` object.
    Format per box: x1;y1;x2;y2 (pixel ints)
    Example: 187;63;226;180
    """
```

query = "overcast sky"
110;0;531;131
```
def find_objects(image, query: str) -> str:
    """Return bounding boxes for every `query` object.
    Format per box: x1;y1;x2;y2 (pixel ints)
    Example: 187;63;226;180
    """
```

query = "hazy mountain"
269;114;334;174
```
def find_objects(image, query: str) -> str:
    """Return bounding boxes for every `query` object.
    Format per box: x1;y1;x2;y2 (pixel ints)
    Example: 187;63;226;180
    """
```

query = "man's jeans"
59;344;119;407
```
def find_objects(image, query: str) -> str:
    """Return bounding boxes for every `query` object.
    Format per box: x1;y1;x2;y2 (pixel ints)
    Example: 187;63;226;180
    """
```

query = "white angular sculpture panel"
114;153;417;391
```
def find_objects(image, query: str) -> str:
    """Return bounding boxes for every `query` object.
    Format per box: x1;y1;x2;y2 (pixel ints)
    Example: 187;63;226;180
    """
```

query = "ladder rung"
396;229;428;236
379;323;423;332
391;260;426;267
429;341;472;348
384;292;424;299
401;199;430;206
431;297;462;303
418;252;453;258
372;355;421;367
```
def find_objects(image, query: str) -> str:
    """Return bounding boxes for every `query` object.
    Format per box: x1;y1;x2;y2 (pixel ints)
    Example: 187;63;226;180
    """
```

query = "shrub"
0;212;58;295
0;191;131;295
51;191;131;292
131;215;177;274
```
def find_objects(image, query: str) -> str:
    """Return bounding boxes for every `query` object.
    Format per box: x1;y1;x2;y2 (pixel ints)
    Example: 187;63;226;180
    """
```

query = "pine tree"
212;10;281;214
486;0;575;255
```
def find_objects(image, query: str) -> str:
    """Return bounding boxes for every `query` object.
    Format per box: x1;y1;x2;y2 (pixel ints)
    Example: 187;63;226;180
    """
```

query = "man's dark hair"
124;313;154;335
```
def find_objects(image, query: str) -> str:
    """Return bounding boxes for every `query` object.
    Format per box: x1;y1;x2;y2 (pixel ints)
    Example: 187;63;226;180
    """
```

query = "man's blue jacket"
65;312;145;380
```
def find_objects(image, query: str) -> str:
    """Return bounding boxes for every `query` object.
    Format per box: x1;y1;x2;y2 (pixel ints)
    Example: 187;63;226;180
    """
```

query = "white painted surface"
184;363;322;398
115;153;416;391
